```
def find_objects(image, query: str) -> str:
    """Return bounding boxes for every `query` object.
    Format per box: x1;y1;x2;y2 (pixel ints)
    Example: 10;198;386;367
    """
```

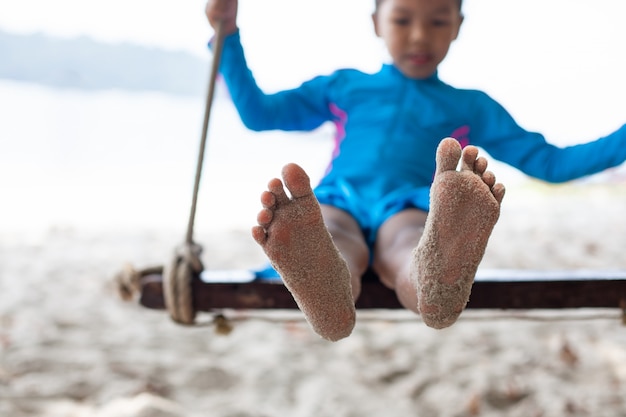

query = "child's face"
373;0;463;79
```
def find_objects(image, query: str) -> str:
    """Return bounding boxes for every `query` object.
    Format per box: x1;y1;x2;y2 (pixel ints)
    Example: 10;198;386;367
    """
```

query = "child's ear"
372;12;381;37
453;14;464;40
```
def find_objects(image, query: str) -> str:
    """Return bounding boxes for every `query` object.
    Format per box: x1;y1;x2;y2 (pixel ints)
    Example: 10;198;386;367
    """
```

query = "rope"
163;21;227;325
163;243;203;324
114;263;163;301
113;263;142;302
197;309;626;334
185;20;226;245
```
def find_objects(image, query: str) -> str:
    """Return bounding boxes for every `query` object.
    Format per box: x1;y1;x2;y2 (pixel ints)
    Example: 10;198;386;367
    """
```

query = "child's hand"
205;0;238;35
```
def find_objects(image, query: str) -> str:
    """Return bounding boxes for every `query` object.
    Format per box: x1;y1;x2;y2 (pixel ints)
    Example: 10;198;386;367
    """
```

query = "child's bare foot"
412;138;505;329
251;163;356;341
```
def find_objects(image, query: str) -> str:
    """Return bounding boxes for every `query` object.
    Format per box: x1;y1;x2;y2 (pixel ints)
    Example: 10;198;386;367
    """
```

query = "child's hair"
374;0;463;12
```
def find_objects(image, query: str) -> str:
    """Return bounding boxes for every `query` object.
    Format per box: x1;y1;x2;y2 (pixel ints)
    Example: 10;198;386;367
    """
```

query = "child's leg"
251;163;365;341
373;138;505;329
371;209;427;312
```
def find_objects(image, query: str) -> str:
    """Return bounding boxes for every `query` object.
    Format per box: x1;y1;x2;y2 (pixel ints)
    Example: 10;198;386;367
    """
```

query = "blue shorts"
314;179;431;251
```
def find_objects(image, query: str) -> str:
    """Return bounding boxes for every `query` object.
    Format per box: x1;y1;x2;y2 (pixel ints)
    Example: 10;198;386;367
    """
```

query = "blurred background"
1;0;625;234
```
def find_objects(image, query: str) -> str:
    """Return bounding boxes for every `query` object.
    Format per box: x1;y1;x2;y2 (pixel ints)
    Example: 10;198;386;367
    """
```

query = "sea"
2;75;625;236
0;79;337;233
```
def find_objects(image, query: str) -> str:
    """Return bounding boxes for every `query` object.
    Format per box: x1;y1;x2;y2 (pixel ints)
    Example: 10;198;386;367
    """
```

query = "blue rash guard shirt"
214;31;626;246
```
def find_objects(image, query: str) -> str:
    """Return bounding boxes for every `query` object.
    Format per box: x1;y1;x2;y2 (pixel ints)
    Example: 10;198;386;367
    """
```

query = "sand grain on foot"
252;163;356;341
413;138;505;328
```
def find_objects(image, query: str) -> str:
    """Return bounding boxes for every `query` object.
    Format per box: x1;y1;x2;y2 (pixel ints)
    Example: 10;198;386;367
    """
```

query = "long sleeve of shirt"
215;31;336;132
470;94;626;183
212;31;626;187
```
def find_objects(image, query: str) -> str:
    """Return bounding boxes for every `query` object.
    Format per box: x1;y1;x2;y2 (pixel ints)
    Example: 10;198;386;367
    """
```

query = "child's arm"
220;33;334;131
204;3;335;133
471;92;626;183
504;125;626;183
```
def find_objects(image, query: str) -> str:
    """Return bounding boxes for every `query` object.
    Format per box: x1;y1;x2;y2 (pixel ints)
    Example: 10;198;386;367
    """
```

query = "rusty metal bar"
138;269;626;311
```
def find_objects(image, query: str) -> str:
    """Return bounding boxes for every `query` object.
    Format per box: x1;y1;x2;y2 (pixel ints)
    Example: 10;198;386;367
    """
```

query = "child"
205;0;626;341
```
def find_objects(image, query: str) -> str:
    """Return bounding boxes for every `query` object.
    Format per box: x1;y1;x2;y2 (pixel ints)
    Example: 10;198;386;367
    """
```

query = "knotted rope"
162;21;227;325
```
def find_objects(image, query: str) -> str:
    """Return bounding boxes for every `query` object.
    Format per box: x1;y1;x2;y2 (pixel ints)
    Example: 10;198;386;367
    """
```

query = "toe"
482;171;496;188
435;138;462;174
282;163;313;199
260;190;276;209
474;156;488;175
256;207;273;227
251;225;267;246
492;183;506;204
268;178;290;205
460;145;479;172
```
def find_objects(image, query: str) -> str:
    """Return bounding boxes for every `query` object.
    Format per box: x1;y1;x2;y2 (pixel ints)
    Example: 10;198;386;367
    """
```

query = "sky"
0;0;625;142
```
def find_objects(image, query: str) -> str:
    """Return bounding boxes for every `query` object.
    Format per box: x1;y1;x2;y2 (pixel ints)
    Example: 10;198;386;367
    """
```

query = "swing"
114;22;626;326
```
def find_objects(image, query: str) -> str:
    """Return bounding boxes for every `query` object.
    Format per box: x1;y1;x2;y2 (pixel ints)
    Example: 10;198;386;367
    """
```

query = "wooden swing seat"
137;267;626;312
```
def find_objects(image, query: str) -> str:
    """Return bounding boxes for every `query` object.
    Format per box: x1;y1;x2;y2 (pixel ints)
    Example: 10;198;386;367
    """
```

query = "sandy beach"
2;177;626;417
